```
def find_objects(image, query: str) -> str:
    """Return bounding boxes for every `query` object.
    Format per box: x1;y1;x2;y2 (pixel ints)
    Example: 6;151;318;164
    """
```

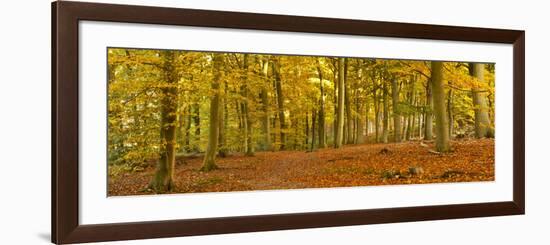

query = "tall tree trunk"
218;81;228;157
310;109;317;151
402;117;407;140
241;99;248;152
242;54;254;156
412;92;418;139
260;58;271;151
291;116;298;150
406;85;415;140
343;116;348;144
333;65;338;145
273;59;286;150
344;59;354;144
405;116;410;140
201;54;223;171
447;86;454;138
192;103;201;151
223;84;229;150
424;78;433;140
372;72;380;143
356;95;363;144
418;96;423;139
178;104;186;153
365;103;370;142
431;61;450;152
317;64;326;148
469;63;493;138
184;106;191;151
382;80;389;143
391;77;402;142
334;58;345;148
305;110;309;146
374;97;380;142
150;50;178;192
235;100;242;130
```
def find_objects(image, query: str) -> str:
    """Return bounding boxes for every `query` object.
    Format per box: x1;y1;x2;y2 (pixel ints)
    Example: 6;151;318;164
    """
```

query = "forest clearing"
108;138;494;196
107;48;495;195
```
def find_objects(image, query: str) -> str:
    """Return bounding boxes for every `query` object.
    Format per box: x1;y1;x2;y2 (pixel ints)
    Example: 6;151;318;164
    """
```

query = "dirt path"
108;139;495;196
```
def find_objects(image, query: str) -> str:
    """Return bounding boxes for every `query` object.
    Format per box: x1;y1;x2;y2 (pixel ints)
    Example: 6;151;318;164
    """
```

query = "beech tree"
201;53;223;171
431;61;450;152
273;59;286;150
382;73;389;143
317;60;327;148
334;58;345;148
424;77;434;140
150;50;179;192
391;76;402;142
469;63;494;138
259;57;272;151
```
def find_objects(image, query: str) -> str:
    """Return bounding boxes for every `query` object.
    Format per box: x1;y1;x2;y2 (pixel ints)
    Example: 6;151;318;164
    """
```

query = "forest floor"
108;138;495;196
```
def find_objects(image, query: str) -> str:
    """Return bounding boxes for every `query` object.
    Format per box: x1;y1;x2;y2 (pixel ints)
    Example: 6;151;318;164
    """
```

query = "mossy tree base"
148;174;174;193
200;161;219;172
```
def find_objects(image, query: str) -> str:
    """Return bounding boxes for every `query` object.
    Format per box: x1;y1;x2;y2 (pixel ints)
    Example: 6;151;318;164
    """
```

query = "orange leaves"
108;139;495;196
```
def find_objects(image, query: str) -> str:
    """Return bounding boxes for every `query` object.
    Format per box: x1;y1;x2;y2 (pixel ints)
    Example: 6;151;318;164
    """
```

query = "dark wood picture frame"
52;1;525;244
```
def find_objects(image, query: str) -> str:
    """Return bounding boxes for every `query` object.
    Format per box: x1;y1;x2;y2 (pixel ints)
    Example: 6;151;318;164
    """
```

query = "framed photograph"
52;1;525;244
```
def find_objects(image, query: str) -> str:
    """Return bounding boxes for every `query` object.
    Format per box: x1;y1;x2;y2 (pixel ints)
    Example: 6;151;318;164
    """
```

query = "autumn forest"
107;48;495;196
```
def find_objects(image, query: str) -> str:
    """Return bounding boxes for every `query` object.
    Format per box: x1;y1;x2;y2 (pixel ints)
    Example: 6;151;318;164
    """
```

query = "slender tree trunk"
412;92;418;139
293;116;299;150
333;66;338;145
150;51;178;192
355;99;365;144
469;63;493;138
431;61;450;152
410;107;416;139
178;104;186;153
311;109;317;151
192;103;201;151
418;97;423;139
223;85;229;149
356;96;363;144
372;72;380;143
374;95;380;142
218;81;228;157
273;60;286;150
235;100;242;130
407;86;415;140
305;110;309;146
343;117;348;144
201;54;223;171
242;54;254;156
404;116;410;140
391;77;402;142
241;102;248;152
382;80;389;143
317;64;326;148
344;59;354;144
184;106;191;151
447;86;454;138
365;103;370;142
260;58;271;151
424;78;433;140
273;107;279;149
335;58;345;148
